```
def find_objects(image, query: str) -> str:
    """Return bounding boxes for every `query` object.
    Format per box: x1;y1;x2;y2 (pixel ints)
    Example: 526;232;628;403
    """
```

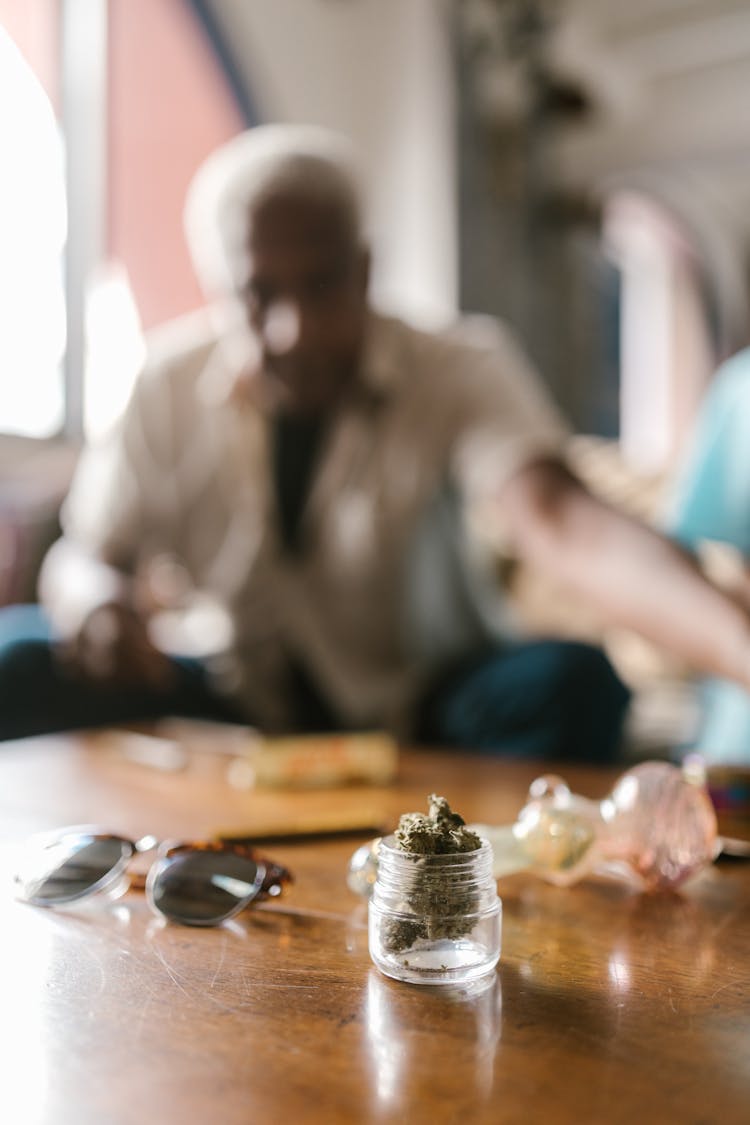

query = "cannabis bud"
394;793;482;855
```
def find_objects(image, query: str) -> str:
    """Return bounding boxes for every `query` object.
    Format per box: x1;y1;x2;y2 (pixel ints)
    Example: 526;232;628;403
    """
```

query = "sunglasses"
13;826;292;927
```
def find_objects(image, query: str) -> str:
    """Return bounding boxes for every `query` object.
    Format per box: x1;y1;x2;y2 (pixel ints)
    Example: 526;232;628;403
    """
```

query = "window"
603;190;714;473
0;26;65;438
0;0;242;444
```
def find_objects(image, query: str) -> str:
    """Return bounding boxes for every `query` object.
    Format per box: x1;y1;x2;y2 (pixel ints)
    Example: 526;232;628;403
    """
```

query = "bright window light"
0;26;66;438
84;260;145;441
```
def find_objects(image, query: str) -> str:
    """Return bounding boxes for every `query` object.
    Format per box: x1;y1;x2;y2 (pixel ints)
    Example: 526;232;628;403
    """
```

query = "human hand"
56;601;175;691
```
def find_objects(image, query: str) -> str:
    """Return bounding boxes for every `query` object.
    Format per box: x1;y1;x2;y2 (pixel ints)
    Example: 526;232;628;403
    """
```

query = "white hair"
184;124;366;298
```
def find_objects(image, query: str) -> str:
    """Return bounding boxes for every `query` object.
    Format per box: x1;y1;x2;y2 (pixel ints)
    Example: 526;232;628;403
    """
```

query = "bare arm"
500;458;750;690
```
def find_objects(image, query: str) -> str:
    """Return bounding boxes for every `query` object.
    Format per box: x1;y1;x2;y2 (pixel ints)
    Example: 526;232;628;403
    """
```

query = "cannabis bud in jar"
368;794;501;985
394;793;482;856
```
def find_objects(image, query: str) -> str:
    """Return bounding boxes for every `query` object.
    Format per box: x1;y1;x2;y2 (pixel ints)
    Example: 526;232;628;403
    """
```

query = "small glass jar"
368;836;502;985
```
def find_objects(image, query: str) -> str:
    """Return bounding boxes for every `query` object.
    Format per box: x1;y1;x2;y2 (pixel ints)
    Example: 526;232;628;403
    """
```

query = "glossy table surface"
0;732;749;1125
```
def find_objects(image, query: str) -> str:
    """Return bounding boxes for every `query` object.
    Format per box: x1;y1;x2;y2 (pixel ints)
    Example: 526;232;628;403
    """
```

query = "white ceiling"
553;0;750;181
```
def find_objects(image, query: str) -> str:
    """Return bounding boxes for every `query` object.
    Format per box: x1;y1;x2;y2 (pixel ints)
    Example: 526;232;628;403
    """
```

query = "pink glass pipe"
471;760;720;890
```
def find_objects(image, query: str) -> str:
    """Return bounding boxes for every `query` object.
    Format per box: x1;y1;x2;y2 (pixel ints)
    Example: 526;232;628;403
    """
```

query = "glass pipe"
348;761;722;897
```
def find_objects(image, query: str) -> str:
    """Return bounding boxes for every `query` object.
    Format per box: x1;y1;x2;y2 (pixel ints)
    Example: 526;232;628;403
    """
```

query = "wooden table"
0;732;748;1125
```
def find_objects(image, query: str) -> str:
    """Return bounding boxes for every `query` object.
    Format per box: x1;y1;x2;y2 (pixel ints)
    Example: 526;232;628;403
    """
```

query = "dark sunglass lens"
20;836;132;904
150;851;264;925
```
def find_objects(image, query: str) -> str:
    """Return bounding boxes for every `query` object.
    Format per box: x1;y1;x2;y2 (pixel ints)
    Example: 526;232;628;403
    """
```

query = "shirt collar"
197;307;404;414
355;311;404;400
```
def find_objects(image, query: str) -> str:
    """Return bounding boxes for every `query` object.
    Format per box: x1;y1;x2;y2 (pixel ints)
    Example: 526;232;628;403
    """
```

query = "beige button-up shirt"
58;309;565;734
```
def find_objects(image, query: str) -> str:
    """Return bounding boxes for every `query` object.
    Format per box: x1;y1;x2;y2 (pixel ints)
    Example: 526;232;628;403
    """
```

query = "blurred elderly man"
2;125;750;758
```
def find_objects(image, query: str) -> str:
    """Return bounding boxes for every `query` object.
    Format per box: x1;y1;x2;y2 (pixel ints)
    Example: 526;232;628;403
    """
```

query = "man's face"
240;192;369;415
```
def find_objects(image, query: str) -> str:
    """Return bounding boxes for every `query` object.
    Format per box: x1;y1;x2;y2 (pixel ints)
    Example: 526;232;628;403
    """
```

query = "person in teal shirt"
667;346;750;763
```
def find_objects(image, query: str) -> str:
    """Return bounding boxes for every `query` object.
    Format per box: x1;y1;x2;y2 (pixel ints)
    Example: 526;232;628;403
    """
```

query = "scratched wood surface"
0;732;748;1125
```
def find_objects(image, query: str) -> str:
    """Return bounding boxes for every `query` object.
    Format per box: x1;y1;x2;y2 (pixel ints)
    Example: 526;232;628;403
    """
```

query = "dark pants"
0;605;629;761
418;642;630;762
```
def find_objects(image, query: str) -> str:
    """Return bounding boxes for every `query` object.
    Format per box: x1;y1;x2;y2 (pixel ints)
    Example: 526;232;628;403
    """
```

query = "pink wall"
0;0;58;107
108;0;244;328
